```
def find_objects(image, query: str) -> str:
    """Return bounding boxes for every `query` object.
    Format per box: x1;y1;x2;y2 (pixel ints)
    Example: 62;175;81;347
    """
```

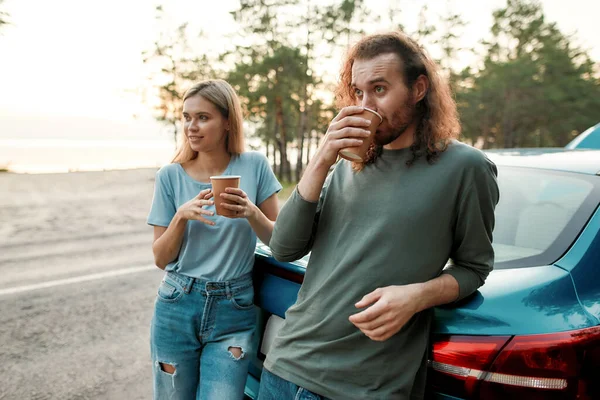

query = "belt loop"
225;282;232;299
184;277;194;294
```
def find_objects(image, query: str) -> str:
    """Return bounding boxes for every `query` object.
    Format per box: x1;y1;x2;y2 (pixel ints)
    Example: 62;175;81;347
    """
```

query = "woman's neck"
186;149;231;181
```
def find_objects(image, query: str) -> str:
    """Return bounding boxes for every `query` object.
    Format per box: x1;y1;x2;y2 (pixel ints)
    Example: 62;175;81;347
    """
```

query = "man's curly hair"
335;32;460;171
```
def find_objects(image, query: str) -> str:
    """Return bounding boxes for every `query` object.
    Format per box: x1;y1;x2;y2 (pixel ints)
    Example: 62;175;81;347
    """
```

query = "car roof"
484;148;600;175
565;122;600;150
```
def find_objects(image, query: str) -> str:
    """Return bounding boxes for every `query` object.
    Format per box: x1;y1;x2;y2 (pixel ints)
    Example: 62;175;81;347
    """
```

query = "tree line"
0;0;9;30
143;0;600;182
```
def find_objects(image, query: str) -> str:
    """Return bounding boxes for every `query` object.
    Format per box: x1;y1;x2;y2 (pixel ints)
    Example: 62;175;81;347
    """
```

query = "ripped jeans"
150;270;256;400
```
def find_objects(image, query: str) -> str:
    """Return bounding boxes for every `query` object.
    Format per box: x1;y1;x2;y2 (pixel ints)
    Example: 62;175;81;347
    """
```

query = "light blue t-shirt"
147;151;282;280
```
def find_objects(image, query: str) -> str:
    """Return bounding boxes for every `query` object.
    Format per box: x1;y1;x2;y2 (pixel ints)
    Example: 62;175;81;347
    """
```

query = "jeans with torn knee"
150;270;256;400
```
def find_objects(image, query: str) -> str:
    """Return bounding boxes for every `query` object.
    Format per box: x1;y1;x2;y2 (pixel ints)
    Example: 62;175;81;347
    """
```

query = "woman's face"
182;95;229;153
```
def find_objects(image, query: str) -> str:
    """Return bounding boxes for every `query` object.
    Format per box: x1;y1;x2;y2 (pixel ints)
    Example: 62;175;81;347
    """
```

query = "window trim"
493;166;600;269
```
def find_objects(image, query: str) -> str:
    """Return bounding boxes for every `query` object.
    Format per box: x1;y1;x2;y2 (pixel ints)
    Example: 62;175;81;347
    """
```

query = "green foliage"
318;0;374;47
142;6;220;144
0;0;10;30
414;5;434;42
144;0;600;179
225;0;359;181
457;0;600;148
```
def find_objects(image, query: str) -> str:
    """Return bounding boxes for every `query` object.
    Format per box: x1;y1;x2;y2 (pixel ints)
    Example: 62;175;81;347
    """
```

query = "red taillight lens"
428;326;600;399
480;326;600;399
428;335;510;398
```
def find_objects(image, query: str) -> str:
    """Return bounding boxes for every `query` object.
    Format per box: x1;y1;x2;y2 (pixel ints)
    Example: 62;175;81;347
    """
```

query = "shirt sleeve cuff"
441;265;482;302
294;185;319;205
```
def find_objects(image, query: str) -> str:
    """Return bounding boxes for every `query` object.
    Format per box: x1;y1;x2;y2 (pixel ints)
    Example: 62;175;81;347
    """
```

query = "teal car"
566;123;600;150
245;148;600;400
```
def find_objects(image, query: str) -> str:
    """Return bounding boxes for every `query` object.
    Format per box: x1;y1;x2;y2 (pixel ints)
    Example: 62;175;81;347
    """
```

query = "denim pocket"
230;285;254;310
156;279;183;303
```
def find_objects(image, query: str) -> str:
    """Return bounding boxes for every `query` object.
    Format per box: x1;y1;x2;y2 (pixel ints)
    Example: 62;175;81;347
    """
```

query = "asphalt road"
0;237;163;400
0;168;285;399
0;169;163;400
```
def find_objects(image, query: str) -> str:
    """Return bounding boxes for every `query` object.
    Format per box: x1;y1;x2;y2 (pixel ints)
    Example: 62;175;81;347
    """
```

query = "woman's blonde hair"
172;79;245;163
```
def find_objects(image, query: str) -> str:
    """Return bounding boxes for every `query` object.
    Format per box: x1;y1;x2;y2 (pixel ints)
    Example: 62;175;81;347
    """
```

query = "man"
258;32;499;399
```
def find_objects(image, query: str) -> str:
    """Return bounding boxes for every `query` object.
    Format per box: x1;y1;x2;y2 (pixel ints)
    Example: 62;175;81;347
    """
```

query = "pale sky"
0;0;599;141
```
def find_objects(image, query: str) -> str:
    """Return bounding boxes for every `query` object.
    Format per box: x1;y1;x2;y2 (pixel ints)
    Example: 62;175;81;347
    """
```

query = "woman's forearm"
152;212;188;269
248;204;275;245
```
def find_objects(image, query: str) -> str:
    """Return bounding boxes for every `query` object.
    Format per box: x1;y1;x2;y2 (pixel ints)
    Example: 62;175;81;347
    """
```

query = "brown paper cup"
338;108;383;163
210;175;241;217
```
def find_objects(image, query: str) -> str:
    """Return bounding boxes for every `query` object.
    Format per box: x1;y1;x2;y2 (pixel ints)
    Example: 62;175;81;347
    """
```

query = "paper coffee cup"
338;108;383;163
210;175;241;217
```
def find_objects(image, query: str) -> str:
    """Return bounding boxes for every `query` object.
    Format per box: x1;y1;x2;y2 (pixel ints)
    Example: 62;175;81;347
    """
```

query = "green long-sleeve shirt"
265;141;499;399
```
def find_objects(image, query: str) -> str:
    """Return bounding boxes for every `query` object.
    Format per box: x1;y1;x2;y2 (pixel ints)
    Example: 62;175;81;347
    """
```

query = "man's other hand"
349;285;421;341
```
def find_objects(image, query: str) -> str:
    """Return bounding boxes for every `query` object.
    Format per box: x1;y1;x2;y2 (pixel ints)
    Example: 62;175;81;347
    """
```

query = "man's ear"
412;75;429;103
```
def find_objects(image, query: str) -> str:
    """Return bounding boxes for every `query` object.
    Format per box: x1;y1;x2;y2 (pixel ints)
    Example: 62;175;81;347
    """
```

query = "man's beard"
374;99;416;146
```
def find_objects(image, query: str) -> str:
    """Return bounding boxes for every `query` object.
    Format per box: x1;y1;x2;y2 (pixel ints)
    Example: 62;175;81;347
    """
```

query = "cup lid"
363;107;383;123
338;150;363;161
210;175;241;179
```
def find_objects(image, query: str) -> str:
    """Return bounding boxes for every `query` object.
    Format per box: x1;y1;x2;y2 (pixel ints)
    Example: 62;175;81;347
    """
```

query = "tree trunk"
296;106;307;181
272;118;281;177
481;112;489;149
270;142;275;172
296;5;311;182
304;129;311;166
265;138;270;163
276;136;285;180
172;121;178;148
502;90;515;148
313;129;319;159
275;95;291;182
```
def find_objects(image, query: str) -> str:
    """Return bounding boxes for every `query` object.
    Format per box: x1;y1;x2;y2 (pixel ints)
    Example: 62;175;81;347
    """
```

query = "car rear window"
492;166;600;268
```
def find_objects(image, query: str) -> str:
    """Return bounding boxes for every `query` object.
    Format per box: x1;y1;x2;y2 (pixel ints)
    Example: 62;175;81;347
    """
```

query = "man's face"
351;53;417;146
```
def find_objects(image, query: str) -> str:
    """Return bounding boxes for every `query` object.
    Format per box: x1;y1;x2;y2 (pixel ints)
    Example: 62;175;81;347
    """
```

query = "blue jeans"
151;270;256;400
258;368;331;400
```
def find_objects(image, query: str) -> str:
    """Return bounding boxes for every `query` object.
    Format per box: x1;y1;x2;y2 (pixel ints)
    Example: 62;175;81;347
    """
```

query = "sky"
0;0;599;143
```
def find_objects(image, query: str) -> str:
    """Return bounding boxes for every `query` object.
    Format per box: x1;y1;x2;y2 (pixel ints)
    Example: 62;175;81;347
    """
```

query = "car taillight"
428;326;600;399
428;335;510;398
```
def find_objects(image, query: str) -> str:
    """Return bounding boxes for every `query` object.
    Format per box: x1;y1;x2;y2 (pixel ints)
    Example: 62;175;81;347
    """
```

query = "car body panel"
485;148;600;175
565;122;600;150
254;264;301;318
253;245;306;318
253;253;596;337
246;148;600;399
555;206;600;323
244;374;260;399
433;264;596;336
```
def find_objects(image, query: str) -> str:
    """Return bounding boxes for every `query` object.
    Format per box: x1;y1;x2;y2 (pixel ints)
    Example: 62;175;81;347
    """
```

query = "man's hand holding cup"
316;106;376;168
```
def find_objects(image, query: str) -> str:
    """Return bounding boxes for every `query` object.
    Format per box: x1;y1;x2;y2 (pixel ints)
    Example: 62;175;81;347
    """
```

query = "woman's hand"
176;188;215;226
219;187;259;220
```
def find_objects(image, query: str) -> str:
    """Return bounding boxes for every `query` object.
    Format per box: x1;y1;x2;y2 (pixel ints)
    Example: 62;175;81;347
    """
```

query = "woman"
147;79;281;399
